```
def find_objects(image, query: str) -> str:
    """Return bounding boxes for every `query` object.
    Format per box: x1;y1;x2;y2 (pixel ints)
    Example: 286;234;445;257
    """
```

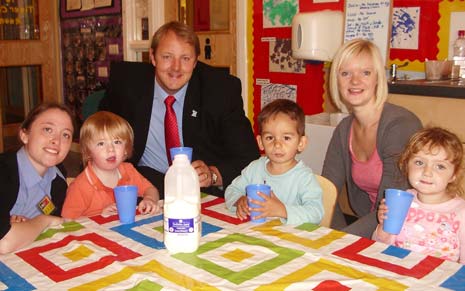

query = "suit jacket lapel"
132;65;156;163
182;64;202;146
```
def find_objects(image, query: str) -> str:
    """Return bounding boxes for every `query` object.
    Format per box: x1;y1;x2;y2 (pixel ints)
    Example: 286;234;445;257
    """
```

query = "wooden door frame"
129;0;250;116
0;1;62;152
0;1;62;102
164;0;249;114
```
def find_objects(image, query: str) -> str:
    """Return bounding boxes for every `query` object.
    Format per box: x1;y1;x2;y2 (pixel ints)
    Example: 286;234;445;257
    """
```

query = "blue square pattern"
382;245;411;259
441;265;465;291
111;214;222;249
0;260;35;291
382;245;465;291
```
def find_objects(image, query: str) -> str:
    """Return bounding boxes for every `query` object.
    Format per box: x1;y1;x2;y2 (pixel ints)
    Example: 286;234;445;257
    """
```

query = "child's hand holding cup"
246;184;271;223
383;189;414;234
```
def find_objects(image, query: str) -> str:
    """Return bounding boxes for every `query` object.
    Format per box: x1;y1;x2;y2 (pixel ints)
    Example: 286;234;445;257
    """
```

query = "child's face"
257;113;307;170
88;131;127;172
20;108;73;176
408;147;456;198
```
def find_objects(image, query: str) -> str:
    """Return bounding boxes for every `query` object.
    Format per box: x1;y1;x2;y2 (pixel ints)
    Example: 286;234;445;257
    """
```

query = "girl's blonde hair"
80;111;134;164
398;127;464;196
329;38;388;113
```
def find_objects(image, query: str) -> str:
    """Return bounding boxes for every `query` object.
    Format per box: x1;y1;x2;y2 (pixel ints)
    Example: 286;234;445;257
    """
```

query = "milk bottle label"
165;214;200;235
168;218;194;233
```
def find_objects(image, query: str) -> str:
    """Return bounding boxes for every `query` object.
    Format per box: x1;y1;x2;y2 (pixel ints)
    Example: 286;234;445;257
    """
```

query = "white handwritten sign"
344;0;391;64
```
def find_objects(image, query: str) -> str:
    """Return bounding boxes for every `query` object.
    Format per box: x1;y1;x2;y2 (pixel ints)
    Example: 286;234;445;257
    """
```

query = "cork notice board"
344;0;392;65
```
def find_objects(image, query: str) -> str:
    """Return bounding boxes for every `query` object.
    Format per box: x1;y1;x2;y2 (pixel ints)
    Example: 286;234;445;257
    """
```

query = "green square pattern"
127;279;163;291
37;221;84;240
173;233;304;285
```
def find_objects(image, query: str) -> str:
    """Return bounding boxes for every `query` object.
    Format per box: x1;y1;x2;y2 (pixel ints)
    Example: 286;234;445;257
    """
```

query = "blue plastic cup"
170;146;193;162
383;189;414;234
114;185;138;224
246;184;271;223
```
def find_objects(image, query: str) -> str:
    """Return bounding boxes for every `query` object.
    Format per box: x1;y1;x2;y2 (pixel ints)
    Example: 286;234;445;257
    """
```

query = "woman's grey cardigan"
322;102;422;238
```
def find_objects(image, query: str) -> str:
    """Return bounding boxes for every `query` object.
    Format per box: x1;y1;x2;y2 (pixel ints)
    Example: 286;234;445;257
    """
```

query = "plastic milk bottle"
163;154;201;253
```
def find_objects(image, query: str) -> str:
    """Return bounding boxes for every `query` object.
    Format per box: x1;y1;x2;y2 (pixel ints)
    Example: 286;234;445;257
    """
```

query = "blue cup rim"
170;146;193;150
170;146;193;161
246;184;271;190
385;188;414;197
114;185;138;191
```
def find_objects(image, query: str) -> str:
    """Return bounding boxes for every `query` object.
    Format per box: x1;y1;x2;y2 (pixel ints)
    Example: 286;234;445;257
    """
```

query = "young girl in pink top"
374;127;465;264
62;111;160;219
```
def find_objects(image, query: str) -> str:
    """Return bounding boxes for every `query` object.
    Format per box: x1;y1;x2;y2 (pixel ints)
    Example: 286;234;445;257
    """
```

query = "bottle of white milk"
453;29;465;78
163;154;201;254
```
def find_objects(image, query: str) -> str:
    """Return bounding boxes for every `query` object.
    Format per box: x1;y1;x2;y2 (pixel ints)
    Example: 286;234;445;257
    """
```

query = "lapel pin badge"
191;110;198;117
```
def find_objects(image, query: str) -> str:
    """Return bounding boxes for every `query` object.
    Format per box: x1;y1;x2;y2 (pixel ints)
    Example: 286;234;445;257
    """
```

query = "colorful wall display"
60;4;123;138
389;0;441;72
250;0;463;132
251;0;343;133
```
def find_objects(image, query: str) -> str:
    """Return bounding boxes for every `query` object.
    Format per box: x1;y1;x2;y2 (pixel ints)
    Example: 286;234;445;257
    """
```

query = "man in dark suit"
100;21;259;197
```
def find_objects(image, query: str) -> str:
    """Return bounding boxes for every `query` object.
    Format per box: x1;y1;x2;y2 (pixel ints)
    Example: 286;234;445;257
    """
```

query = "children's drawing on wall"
261;83;297;108
269;38;306;73
61;15;123;138
263;0;298;28
391;7;420;50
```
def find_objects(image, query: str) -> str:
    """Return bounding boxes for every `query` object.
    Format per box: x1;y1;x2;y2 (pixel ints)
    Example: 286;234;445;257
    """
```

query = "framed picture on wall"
61;0;121;19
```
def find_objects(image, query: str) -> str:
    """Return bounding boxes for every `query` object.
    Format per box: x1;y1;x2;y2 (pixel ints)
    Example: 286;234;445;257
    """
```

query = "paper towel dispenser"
292;10;344;61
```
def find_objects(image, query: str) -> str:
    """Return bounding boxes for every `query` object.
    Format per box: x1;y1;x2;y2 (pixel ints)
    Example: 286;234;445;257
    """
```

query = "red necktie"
164;95;181;163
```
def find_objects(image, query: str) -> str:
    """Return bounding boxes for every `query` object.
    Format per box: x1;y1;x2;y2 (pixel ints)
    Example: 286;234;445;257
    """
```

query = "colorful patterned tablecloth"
1;194;464;290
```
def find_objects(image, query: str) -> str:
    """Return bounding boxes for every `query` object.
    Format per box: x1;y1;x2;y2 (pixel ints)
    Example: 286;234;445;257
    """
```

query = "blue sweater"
225;157;323;225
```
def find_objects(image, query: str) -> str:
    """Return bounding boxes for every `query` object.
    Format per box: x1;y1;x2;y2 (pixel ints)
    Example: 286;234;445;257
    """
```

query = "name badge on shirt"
38;195;56;215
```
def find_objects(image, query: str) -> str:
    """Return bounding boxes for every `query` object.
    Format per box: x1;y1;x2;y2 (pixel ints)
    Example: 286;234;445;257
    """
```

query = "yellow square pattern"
221;248;254;262
63;245;94;262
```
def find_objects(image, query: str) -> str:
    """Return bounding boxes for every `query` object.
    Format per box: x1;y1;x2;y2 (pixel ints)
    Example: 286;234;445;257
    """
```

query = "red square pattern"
89;209;142;224
201;197;248;225
16;233;140;282
333;237;444;279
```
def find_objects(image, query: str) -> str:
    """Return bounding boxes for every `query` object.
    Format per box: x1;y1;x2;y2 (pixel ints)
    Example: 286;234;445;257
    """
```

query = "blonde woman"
322;39;422;238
